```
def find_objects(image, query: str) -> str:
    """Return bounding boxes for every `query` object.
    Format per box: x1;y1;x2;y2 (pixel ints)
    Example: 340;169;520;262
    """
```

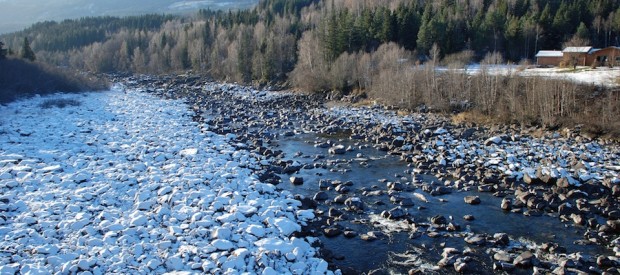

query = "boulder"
324;227;342;237
382;207;407;220
344;197;364;211
431;215;448;225
289;176;303;185
513;251;535;267
328;145;346;155
313;191;328;201
501;198;512;211
464;196;481;205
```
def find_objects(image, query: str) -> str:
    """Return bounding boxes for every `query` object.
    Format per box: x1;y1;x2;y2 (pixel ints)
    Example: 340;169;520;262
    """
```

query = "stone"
570;213;585;225
501;198;512;211
392;137;405;147
513;251;535;267
328;207;343;218
324;227;342;237
333;194;347;204
493;233;510;246
328;145;346;155
318;179;331;189
493;261;515;271
360;234;377;242
454;261;470;273
484;136;503;146
399;198;415;207
464;234;485;245
313;191;328;201
596;255;615;268
343;230;357;238
431;215;448;225
212;239;234;251
464;196;481;205
335;184;351;193
382;207;407;220
446;223;461;232
493;251;512;262
387;182;405;191
437;255;456;267
344;197;364;211
289;176;303;185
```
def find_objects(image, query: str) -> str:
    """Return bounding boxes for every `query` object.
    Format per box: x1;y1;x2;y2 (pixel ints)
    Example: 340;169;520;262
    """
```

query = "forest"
1;0;619;134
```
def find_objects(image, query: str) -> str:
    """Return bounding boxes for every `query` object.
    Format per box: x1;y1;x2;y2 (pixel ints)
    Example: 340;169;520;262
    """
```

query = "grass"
451;111;501;126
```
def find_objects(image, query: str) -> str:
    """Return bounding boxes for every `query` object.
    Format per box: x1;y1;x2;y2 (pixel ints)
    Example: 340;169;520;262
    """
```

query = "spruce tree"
575;22;589;41
21;37;36;61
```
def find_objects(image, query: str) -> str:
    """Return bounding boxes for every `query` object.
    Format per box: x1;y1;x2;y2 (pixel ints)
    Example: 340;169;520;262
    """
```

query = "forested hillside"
1;0;619;133
2;0;619;83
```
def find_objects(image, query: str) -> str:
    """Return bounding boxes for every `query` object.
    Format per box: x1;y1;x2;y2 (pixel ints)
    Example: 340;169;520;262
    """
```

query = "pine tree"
575;22;590;41
21;37;36;61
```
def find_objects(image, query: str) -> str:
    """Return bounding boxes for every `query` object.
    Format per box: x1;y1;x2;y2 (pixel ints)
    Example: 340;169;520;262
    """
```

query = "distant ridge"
0;0;258;34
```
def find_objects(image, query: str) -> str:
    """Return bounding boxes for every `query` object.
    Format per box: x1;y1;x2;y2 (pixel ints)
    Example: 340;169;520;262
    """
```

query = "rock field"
0;86;330;274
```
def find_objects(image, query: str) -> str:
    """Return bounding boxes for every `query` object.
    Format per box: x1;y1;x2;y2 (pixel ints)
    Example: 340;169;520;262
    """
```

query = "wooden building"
562;46;593;67
588;46;620;67
536;46;620;67
535;50;563;66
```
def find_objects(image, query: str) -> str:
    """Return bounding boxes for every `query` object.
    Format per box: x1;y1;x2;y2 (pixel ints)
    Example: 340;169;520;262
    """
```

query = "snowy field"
444;65;620;87
521;66;620;87
0;86;331;274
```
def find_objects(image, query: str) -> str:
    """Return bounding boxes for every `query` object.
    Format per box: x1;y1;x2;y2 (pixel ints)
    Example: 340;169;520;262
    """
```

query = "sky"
0;0;257;34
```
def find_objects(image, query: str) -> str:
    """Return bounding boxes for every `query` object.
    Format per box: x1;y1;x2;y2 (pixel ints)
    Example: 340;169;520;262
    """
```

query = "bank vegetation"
0;0;618;135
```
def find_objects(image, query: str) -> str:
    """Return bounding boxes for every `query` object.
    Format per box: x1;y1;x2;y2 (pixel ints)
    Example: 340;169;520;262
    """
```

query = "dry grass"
451;111;501;126
352;98;378;107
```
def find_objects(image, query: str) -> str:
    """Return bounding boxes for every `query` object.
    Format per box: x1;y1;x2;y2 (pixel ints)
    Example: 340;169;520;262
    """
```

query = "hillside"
0;0;258;34
0;58;108;103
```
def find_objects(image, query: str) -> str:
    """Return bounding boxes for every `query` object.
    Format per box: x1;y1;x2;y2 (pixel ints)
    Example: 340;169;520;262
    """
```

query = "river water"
273;133;608;274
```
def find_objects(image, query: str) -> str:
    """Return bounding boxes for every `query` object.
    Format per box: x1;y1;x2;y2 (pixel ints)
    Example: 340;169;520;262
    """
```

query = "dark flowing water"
273;133;609;273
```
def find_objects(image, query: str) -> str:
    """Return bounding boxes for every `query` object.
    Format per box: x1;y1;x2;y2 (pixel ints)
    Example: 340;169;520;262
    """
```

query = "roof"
590;46;620;54
535;50;563;57
562;46;592;53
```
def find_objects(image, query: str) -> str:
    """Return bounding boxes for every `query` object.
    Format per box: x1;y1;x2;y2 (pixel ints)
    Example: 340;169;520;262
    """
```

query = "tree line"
2;0;620;80
0;0;619;135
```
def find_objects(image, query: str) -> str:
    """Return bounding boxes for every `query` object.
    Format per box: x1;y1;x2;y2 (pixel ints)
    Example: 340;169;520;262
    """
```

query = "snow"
437;64;620;87
535;50;563;57
0;87;332;274
521;67;620;87
562;46;592;53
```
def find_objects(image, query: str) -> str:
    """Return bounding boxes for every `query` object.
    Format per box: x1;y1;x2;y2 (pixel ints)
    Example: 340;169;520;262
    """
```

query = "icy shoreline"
0;87;332;274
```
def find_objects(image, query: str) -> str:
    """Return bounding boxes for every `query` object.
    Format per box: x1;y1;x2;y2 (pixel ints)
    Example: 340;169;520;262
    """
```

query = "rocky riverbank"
118;74;620;274
0;86;332;274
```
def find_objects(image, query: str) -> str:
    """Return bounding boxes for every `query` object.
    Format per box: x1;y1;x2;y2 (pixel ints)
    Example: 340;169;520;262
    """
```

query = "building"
535;46;620;67
588;46;620;67
562;46;593;67
535;50;563;66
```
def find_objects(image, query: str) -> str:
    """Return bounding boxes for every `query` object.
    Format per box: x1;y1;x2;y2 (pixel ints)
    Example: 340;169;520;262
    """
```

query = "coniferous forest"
1;0;620;134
